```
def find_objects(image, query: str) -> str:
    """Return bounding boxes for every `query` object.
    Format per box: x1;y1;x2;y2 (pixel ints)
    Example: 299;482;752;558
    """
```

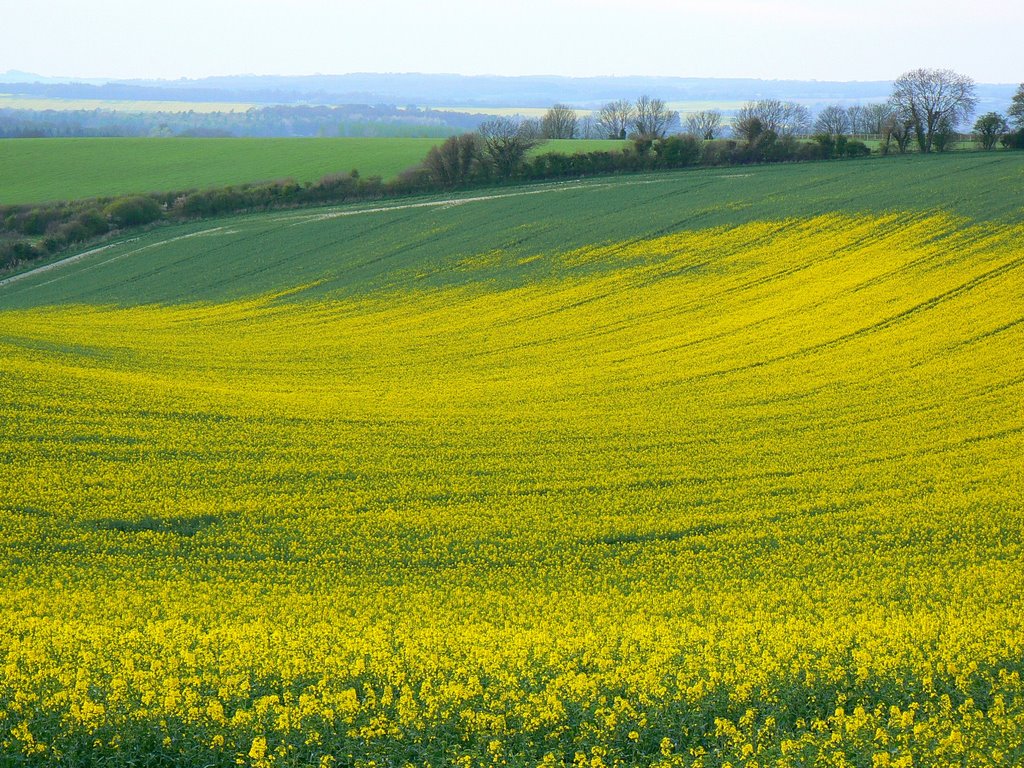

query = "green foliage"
1002;128;1024;150
974;112;1009;150
0;240;39;271
844;139;870;158
1009;83;1024;129
653;135;701;167
932;117;958;153
104;196;162;228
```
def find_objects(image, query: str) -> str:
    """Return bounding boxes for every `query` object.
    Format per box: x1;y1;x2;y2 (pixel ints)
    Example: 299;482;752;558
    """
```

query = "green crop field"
2;152;1020;307
1;153;1023;767
0;137;628;206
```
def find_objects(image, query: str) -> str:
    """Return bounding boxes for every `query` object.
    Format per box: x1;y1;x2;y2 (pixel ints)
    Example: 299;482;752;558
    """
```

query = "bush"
76;208;110;238
104;196;162;228
844;140;871;158
0;239;39;270
654;135;701;168
15;206;63;236
57;221;91;244
813;134;836;159
701;140;739;166
796;142;825;162
1001;129;1024;149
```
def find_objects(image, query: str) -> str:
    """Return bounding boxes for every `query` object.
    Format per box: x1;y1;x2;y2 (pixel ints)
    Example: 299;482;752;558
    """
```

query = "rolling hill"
0;153;1022;767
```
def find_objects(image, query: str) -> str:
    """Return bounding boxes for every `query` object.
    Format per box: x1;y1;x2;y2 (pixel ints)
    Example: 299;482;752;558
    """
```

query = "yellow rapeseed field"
1;213;1022;767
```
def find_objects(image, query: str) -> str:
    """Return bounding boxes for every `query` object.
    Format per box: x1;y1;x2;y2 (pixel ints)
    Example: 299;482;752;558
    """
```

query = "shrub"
844;140;871;158
104;196;162;228
701;140;738;166
16;206;63;236
814;133;836;159
654;135;701;168
76;208;110;238
1001;129;1024;149
0;239;39;270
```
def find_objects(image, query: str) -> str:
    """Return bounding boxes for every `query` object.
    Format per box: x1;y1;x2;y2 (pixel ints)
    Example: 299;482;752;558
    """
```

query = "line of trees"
835;72;1020;152
547;70;1023;153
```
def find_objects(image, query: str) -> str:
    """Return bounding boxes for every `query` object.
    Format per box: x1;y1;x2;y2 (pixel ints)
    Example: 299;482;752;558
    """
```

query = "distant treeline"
0;105;487;139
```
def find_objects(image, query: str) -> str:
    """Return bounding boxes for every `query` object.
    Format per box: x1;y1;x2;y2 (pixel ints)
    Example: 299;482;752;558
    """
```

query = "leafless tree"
861;103;894;135
684;110;723;140
845;105;865;134
814;105;850;136
478;117;542;177
735;99;811;137
632;95;675;140
735;100;785;134
782;103;812;136
423;133;481;186
881;110;914;154
598;99;635;139
890;68;978;153
577;113;600;139
541;104;578;139
521;117;544;141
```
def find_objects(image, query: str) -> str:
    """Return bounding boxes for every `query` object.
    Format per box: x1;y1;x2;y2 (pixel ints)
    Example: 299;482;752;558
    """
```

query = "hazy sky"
3;0;1020;83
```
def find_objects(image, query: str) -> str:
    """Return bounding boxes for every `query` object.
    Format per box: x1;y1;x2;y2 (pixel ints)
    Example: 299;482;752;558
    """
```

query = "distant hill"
1;71;1017;111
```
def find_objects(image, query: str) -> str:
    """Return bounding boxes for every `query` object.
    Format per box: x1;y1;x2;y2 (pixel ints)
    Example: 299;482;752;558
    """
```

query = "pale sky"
2;0;1020;83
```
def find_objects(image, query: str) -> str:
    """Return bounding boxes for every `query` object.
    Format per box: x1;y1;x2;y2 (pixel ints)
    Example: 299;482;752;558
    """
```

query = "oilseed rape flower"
0;215;1022;766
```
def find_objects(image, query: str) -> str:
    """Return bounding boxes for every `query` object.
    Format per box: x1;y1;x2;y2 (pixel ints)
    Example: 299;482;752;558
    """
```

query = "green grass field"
1;153;1023;767
0;137;628;206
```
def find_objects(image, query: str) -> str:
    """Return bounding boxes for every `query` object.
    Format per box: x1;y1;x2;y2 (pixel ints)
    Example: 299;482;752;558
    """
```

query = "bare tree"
521;117;544;141
478;117;542;178
890;68;978;153
632;95;675;140
735;99;810;137
577;113;600;139
861;103;894;136
782;103;812;136
814;105;850;136
598;99;635;139
881;110;914;154
423;133;481;186
846;105;865;134
735;100;785;134
684;110;723;140
541;104;578;140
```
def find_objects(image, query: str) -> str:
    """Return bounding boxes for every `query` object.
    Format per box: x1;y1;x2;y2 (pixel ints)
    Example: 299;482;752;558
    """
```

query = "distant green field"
0;137;628;206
